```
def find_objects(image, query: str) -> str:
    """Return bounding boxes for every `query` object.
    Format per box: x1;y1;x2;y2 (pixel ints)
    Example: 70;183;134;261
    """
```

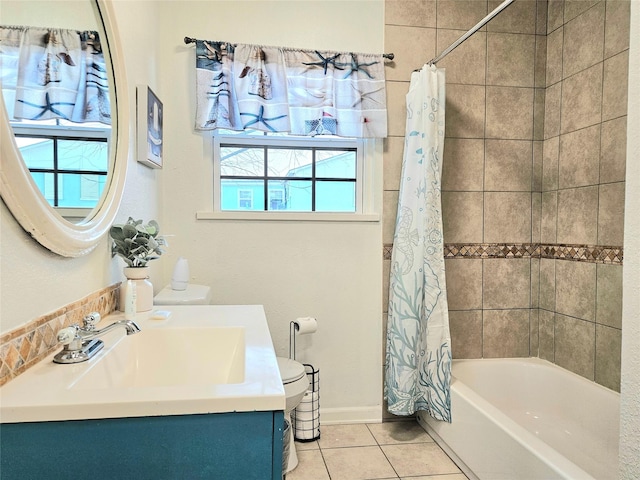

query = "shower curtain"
385;64;452;422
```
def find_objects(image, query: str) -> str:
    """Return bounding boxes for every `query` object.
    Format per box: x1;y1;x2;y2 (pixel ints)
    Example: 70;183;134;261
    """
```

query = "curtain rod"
183;37;394;60
427;0;515;65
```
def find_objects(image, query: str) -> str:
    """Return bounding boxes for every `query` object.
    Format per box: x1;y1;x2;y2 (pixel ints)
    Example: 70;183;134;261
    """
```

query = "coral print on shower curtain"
385;64;452;422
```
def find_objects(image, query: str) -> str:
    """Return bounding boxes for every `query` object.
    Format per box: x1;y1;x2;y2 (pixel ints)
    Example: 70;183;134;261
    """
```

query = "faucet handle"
57;326;79;345
82;312;101;331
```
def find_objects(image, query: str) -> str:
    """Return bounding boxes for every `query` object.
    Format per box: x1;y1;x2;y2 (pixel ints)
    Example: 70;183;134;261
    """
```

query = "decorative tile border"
0;284;119;386
384;243;623;265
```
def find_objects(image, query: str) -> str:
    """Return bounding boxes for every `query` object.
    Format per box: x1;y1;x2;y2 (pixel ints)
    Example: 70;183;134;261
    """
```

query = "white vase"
120;266;154;312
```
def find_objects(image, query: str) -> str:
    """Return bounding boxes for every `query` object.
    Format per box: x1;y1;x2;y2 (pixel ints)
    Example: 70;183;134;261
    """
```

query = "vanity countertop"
0;305;285;423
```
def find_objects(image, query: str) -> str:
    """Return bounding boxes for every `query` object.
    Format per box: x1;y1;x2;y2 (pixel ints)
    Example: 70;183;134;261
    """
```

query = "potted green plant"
110;217;166;267
110;217;167;312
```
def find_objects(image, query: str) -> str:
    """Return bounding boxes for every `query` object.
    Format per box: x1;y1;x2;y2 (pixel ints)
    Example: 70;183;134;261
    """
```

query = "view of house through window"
215;131;360;213
12;119;110;211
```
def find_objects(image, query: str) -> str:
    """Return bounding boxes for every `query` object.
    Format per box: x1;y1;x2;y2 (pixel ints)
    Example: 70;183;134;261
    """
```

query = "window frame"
212;133;370;217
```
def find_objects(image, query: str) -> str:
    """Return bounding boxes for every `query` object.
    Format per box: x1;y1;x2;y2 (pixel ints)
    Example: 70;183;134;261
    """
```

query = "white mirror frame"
0;0;128;257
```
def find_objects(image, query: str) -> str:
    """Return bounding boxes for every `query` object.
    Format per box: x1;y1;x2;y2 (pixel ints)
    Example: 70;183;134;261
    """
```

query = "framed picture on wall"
136;85;163;169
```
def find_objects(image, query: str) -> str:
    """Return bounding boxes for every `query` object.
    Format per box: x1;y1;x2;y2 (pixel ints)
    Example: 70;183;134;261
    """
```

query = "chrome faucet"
54;312;141;364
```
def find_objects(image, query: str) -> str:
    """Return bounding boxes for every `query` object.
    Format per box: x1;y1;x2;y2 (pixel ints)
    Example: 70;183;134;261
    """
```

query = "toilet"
277;356;309;473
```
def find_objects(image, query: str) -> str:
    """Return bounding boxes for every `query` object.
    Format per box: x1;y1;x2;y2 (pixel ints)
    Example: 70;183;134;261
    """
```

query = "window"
214;131;364;214
11;120;110;212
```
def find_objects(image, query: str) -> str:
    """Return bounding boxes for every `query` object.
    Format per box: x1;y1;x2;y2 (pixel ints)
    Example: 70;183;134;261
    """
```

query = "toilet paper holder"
292;363;320;442
288;317;317;360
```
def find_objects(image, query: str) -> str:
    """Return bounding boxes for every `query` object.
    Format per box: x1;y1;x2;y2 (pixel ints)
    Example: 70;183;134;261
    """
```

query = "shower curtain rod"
427;0;515;65
183;36;394;60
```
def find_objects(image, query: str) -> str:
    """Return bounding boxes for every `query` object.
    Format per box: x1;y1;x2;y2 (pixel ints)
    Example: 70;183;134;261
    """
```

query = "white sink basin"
70;327;245;389
0;305;285;423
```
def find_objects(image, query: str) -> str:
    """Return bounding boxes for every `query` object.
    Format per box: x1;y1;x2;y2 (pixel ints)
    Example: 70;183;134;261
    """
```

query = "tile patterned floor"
286;421;469;480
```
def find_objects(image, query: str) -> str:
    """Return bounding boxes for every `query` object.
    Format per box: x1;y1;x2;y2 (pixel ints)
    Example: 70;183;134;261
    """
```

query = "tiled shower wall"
382;0;629;397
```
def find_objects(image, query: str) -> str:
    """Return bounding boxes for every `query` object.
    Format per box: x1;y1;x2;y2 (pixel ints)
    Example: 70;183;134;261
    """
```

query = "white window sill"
196;211;380;222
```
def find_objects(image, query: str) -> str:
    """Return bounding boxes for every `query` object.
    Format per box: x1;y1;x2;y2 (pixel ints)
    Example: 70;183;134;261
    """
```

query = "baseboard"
318;406;383;425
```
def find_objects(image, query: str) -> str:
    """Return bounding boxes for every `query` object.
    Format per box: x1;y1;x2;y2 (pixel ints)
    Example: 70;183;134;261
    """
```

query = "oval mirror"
0;0;128;257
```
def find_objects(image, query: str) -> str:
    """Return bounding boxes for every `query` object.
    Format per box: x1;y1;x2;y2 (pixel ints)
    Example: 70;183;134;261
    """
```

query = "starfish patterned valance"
0;25;110;124
193;40;387;138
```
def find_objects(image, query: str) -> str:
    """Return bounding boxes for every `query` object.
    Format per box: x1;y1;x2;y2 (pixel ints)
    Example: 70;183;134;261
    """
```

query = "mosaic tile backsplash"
0;284;119;386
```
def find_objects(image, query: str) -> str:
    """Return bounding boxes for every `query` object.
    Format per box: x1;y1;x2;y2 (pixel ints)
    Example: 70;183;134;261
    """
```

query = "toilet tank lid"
153;284;212;305
276;357;306;383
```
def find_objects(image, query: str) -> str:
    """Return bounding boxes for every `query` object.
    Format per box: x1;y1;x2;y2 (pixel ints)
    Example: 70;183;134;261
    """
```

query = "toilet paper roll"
293;317;317;335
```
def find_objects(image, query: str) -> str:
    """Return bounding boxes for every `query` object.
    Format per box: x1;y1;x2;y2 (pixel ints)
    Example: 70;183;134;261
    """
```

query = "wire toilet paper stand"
289;320;320;441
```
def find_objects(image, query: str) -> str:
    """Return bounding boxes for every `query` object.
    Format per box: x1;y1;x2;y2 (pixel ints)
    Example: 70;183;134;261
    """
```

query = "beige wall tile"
532;192;542;242
556;185;598;245
385;25;436;82
442;191;484;243
598;181;626;246
442;138;484;191
564;0;599;23
445;84;486;138
536;0;549;35
547;0;565;33
541;191;558;243
534;88;546;140
555;313;595;380
483;309;531;357
596;263;623;329
530;307;540;354
600;116;627;184
484;140;532;191
484;192;532;243
487;33;536;87
544;82;562;139
538;309;555;361
546;27;564;86
383;190;399;243
558;124;601;189
532;141;543;191
385;0;437;27
386;81;410;137
483;258;531;309
383;259;391;313
445;259;483;310
383;136;404;191
595;324;622;391
437;29;486;85
604;0;631;57
602;50;629;121
449;310;483;358
560;63;603;134
539;258;556;311
487;0;538;34
531;257;540;307
486;86;534;139
542;136;559;191
535;35;547;88
437;0;488;30
562;2;605;78
555;260;596;321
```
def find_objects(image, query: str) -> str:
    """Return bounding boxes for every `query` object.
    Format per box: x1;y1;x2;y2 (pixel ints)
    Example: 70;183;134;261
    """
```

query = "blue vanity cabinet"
1;410;284;479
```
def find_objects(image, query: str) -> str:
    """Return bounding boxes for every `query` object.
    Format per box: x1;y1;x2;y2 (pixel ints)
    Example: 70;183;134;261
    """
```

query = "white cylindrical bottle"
124;279;137;320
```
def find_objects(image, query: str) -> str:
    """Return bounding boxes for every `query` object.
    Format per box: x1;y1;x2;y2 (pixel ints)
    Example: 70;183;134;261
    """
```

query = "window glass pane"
221;147;264;176
316;150;356;179
221;179;264;210
316;181;356;212
57;173;105;208
278;180;312;211
16;137;54;169
58;140;108;172
267;148;312;178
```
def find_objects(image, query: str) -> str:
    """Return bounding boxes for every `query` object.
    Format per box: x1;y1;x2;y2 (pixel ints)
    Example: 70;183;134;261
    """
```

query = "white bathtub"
419;358;620;480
